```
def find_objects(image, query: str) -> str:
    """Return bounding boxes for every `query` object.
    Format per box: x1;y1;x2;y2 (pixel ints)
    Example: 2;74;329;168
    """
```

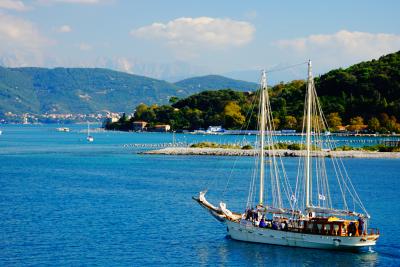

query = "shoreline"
141;147;400;158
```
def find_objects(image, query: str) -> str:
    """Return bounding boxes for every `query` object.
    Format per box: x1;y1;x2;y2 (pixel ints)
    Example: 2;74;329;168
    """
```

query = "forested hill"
315;50;400;120
114;51;400;133
174;75;258;94
0;67;186;114
0;67;259;115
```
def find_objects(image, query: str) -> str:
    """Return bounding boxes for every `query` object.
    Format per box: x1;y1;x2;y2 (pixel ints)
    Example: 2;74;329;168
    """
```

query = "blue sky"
0;0;399;82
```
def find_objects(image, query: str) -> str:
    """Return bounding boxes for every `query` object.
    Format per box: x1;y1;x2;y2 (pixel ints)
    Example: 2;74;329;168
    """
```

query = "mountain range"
0;67;258;115
1;50;399;117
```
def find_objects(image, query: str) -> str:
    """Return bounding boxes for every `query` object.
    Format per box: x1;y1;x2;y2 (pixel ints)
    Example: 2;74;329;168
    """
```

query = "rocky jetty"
141;147;400;158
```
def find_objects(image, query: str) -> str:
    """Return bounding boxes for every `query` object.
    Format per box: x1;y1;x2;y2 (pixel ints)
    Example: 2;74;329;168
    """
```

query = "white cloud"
0;0;28;11
58;24;72;33
275;30;400;68
0;13;52;66
37;0;108;4
78;42;92;51
56;0;100;3
131;17;255;59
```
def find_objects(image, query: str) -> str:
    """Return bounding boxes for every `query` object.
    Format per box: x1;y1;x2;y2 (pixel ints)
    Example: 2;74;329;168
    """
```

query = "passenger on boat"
283;221;288;231
252;209;258;221
245;209;252;220
272;221;279;230
259;217;267;228
348;222;356;236
358;217;364;234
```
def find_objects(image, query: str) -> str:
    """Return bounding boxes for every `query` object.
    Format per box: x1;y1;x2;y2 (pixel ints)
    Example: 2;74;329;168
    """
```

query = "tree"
272;118;280;130
134;103;148;119
169;96;179;104
119;112;128;122
326;112;342;131
348;116;364;132
223;101;245;129
283;115;297;129
367;117;380;132
184;108;204;130
383;115;399;132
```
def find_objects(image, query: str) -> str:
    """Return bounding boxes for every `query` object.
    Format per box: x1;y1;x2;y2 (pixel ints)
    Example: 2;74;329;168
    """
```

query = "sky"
0;0;399;83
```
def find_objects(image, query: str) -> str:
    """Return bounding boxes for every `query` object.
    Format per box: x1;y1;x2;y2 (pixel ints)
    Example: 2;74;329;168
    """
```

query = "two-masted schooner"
194;61;379;250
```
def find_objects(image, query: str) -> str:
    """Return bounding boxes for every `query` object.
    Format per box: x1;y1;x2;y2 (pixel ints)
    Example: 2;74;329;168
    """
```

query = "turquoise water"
0;125;399;266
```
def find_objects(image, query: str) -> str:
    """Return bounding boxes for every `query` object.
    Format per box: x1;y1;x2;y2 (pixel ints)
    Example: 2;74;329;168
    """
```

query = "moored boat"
194;61;379;250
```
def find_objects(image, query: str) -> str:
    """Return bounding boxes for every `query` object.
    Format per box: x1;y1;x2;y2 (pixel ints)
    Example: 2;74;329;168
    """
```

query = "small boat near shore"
56;127;70;132
194;61;379;251
86;122;94;142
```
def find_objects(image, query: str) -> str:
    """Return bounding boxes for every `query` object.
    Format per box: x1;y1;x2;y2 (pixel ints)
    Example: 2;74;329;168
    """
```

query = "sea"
0;124;399;266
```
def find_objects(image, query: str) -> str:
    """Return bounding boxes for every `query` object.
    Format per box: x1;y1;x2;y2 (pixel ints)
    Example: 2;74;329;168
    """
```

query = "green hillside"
316;51;400;120
0;67;187;114
174;75;258;94
108;51;400;133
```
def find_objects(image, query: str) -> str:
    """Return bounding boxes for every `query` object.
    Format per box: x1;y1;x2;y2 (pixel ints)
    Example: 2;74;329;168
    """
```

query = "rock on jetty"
141;147;400;158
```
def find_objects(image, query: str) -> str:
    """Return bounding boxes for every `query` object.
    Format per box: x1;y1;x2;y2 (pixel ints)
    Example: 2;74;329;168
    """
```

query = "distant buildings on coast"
0;111;121;124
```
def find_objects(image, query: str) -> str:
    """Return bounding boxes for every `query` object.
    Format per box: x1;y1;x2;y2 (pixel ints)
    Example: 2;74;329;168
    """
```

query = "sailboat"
194;61;379;250
86;122;94;142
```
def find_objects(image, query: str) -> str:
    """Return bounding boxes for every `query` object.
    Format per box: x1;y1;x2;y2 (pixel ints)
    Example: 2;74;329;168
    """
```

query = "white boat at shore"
86;122;94;142
194;61;379;251
56;127;70;132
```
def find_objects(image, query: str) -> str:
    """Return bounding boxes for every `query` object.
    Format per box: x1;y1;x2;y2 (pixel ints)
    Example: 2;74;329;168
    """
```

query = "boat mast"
259;70;267;206
305;60;312;208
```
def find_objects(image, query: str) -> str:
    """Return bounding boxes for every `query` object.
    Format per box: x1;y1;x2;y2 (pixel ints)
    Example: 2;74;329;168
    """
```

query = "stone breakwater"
141;147;400;158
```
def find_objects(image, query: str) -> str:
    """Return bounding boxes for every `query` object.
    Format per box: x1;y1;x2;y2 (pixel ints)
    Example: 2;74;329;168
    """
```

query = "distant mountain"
174;75;258;94
0;67;258;115
0;67;188;114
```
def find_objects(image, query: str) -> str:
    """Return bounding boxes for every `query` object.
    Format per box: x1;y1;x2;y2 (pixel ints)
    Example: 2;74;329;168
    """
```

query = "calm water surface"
0;125;399;266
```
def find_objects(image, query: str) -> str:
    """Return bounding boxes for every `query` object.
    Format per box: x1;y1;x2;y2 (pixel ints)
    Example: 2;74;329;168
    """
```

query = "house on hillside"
153;124;171;132
133;121;147;131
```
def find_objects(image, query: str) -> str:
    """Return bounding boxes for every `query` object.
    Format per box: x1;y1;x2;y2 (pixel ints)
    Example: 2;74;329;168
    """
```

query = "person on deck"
252;209;258;221
245;209;252;220
358;217;365;235
259;217;267;228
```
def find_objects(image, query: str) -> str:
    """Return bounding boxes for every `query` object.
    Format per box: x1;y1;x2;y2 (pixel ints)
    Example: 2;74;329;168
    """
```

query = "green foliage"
315;51;400;121
348;116;365;132
367;117;380;132
270;143;319;150
223;101;245;129
169;89;248;130
241;144;253;150
190;142;240;149
326;112;342;131
334;145;360;151
283;115;297;129
362;144;400;152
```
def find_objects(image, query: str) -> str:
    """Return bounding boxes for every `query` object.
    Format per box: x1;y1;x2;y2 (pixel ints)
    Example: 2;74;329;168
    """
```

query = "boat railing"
368;228;380;235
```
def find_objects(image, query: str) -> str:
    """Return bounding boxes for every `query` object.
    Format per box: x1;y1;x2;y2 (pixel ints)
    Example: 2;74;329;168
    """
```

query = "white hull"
225;220;377;250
